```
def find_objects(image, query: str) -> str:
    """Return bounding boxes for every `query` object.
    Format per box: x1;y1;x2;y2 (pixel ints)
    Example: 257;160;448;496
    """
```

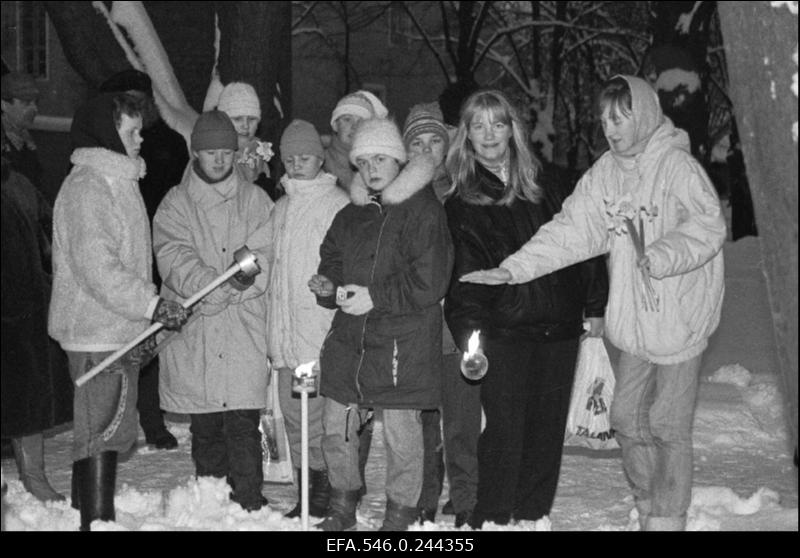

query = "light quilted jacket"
502;120;726;364
266;172;349;370
49;148;158;352
153;166;274;413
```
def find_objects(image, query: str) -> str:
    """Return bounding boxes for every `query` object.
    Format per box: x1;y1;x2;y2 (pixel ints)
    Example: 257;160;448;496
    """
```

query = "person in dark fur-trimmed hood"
309;117;454;532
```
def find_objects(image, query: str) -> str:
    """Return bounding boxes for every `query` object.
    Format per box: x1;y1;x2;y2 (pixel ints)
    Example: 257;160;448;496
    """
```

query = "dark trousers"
190;409;263;506
137;359;166;437
441;352;480;514
418;408;444;511
475;337;579;522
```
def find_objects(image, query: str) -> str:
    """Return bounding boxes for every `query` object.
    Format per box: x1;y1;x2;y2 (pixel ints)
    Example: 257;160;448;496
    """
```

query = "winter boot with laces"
379;498;421;531
315;488;360;531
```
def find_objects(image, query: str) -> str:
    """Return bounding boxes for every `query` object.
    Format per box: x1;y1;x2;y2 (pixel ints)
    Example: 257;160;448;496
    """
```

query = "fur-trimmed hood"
349;153;437;206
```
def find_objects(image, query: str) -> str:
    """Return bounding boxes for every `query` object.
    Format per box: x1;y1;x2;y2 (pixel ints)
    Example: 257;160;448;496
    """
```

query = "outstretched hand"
459;267;513;285
308;274;334;297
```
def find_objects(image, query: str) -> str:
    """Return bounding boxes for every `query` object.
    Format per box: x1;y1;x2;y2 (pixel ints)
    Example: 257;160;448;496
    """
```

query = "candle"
293;360;318;394
460;330;488;381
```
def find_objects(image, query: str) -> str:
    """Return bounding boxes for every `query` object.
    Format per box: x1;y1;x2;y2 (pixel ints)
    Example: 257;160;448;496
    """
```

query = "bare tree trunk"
42;2;128;89
216;1;291;146
717;1;798;455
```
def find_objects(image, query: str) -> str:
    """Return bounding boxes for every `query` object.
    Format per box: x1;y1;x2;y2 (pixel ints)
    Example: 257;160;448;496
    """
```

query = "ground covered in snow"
2;239;797;535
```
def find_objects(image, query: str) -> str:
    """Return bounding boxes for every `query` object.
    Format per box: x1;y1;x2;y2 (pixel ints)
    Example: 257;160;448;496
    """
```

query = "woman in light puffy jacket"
153;111;274;512
462;76;726;531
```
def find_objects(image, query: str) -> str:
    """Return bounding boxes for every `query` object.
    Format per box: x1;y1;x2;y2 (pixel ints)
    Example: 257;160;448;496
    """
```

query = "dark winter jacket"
444;162;608;352
1;159;72;437
317;155;454;410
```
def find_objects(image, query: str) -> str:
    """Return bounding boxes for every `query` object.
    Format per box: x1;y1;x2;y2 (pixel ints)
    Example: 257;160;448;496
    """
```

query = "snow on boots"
11;434;65;502
285;467;332;518
379;498;420;531
315;488;359;531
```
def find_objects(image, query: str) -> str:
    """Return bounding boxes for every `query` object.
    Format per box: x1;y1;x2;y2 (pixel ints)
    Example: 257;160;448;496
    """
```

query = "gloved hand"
228;269;255;291
153;298;191;331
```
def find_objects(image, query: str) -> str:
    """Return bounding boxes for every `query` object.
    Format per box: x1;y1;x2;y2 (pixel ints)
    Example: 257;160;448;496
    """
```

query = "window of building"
17;1;49;79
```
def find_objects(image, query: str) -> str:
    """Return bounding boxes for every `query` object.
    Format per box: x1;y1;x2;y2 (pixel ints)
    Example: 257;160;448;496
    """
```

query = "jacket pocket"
638;279;692;357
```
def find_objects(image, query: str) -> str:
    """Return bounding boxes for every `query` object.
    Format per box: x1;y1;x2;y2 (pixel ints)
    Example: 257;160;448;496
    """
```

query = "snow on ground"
2;239;797;532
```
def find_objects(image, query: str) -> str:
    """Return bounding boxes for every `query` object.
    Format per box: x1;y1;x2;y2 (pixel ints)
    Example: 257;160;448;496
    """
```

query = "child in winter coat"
49;93;190;530
267;119;349;518
462;76;726;531
323;90;389;190
153;111;274;512
217;82;277;199
309;117;454;531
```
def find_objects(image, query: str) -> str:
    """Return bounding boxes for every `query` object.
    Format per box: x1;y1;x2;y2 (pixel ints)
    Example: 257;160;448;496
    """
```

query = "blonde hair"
445;89;542;206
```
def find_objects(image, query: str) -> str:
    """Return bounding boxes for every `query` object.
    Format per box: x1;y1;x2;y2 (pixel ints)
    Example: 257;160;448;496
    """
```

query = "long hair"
445;89;542;206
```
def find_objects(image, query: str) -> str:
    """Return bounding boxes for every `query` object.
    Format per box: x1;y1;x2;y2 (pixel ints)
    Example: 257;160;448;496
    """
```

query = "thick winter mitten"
228;269;255;291
153;298;191;331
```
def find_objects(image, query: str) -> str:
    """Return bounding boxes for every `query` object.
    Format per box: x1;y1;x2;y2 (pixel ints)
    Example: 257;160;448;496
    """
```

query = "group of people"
1;67;726;534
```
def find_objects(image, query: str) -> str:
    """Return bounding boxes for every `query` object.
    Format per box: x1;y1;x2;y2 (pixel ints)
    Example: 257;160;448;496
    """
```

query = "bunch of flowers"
604;195;660;312
237;139;275;177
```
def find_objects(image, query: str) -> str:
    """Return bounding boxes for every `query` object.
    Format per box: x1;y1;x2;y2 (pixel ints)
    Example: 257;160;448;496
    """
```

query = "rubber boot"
286;467;331;518
78;451;117;531
315;488;360;531
379;498;421;531
308;468;332;517
70;459;89;510
11;434;65;502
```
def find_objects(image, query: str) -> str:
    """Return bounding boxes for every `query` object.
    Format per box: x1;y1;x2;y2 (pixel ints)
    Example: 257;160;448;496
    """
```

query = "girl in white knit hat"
308;118;453;531
217;82;275;190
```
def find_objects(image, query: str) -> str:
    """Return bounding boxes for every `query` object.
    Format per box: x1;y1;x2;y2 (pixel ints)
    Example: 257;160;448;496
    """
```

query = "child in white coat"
267;119;349;517
462;76;726;531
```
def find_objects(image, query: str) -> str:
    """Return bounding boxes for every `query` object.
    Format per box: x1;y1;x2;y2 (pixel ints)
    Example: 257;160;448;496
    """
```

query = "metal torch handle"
74;264;243;387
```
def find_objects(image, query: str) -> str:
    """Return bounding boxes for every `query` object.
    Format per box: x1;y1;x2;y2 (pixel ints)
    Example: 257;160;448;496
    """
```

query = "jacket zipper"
354;206;388;402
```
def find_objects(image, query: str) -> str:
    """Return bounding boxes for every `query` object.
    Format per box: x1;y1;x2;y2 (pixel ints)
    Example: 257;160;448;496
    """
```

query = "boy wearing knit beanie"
403;102;451;201
309;116;453;531
269;118;348;519
324;90;389;190
153;110;275;513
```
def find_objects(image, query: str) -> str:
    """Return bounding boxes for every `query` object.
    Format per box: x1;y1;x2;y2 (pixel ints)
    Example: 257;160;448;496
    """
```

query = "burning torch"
75;246;261;387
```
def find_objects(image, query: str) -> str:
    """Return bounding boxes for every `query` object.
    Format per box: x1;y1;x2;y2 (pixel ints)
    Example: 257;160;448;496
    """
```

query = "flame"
295;360;316;377
465;330;481;358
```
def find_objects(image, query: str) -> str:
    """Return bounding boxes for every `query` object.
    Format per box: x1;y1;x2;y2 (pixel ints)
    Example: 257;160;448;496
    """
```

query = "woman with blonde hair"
443;89;608;529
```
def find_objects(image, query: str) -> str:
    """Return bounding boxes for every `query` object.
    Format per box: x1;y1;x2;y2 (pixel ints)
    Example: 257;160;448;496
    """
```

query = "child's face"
195;149;235;181
334;114;362;147
229;115;260;149
356;154;400;192
468;109;511;166
601;104;636;154
283;154;323;180
408;132;447;167
117;113;144;158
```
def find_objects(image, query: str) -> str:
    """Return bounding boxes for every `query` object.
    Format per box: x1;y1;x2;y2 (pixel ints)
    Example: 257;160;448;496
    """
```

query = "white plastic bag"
261;374;294;484
565;337;619;450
